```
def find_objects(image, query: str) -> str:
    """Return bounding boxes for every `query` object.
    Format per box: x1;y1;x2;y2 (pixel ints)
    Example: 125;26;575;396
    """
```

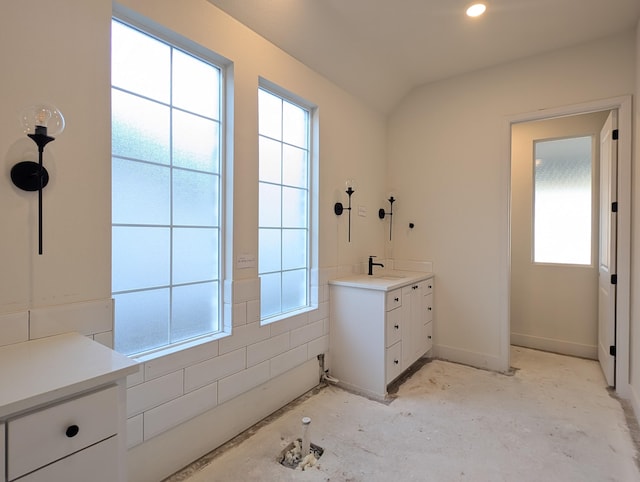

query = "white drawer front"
385;308;402;347
8;385;118;481
17;435;119;482
425;293;434;323
385;289;402;311
385;342;403;383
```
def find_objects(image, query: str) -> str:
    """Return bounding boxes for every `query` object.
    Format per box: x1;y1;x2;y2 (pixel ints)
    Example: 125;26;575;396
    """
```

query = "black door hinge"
610;345;616;357
611;274;617;285
612;202;618;213
612;129;619;140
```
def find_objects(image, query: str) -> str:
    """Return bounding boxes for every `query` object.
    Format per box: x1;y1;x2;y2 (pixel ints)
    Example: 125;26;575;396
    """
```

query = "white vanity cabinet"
0;333;139;482
330;273;434;400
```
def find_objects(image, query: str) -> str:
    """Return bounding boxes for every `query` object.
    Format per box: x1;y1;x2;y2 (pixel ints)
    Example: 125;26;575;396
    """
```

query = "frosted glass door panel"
534;136;593;265
112;159;170;225
114;289;170;355
112;227;170;292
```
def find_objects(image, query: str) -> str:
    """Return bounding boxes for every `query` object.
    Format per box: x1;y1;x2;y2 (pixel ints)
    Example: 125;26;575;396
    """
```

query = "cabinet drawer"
386;289;402;311
17;435;119;482
425;321;433;352
385;308;402;347
8;385;119;481
423;278;434;295
386;342;403;383
425;293;434;323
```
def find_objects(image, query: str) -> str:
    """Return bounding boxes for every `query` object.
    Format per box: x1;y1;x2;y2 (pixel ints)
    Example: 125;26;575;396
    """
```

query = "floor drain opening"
279;438;324;470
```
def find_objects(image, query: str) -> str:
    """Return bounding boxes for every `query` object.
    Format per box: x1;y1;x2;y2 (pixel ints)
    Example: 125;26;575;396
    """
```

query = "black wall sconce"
378;195;395;241
334;179;355;242
11;104;65;255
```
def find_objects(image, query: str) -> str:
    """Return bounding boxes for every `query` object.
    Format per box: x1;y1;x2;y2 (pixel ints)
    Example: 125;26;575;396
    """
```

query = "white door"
598;110;618;386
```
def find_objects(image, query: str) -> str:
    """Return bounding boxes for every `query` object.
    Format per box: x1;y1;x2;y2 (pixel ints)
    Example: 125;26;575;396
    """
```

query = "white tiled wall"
124;273;332;447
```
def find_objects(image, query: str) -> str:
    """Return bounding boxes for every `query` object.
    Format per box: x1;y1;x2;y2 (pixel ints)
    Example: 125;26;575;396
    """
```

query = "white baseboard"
127;358;319;482
434;343;507;372
511;332;597;360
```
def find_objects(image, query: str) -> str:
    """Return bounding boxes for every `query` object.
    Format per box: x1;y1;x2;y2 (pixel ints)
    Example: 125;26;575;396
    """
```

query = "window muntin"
533;136;593;265
111;19;222;355
258;87;311;321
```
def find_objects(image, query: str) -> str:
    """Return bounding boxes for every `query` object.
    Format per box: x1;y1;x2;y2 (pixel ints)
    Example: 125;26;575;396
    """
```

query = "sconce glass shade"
20;104;65;136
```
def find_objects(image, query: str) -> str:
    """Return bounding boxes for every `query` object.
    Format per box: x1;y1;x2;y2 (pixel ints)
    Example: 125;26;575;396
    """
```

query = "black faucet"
368;255;384;276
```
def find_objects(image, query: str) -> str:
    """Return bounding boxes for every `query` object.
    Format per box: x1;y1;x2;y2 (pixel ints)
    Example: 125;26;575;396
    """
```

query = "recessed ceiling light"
466;3;487;17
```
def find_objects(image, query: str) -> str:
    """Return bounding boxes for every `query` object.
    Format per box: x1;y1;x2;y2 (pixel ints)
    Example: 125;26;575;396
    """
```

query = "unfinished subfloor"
165;346;640;481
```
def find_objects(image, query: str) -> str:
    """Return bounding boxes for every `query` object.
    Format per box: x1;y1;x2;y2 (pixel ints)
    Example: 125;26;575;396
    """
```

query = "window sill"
260;304;317;326
129;329;230;363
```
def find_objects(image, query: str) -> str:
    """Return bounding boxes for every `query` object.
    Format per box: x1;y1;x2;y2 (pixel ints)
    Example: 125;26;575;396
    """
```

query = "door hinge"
612;129;619;140
611;274;617;285
612;202;618;213
610;345;616;357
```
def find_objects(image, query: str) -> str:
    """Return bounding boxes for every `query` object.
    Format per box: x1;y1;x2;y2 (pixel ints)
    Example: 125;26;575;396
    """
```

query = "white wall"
0;1;389;481
388;31;636;371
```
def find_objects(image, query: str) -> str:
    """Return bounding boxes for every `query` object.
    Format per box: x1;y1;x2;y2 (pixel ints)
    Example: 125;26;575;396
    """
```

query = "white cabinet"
0;333;139;482
330;274;434;400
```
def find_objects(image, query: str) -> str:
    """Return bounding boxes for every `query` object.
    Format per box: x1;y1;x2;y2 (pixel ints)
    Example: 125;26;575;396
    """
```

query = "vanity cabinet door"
0;422;4;480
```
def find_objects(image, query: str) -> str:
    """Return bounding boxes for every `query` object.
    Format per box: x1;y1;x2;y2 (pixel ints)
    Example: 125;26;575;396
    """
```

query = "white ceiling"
207;0;640;113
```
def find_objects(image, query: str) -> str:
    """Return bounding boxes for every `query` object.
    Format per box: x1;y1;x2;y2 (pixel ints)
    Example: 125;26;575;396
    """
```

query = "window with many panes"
111;19;223;355
258;86;311;321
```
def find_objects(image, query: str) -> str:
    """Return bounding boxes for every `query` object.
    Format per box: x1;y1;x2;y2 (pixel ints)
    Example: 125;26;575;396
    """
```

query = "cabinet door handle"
428;306;432;311
394;297;399;302
394;359;399;365
428;335;432;339
428;284;432;289
65;424;80;438
394;324;399;329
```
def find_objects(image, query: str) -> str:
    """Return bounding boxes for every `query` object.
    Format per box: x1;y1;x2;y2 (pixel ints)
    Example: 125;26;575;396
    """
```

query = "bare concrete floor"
166;347;640;481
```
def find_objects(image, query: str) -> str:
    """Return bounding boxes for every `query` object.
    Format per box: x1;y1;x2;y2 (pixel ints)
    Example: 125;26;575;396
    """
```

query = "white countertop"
0;333;139;418
329;270;433;291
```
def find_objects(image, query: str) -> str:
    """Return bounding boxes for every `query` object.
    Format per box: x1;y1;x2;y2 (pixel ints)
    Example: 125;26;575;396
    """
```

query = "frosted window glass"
259;229;281;273
283;101;307;148
260;272;281;318
282;230;306;270
282;270;306;312
173;228;218;284
282;145;307;188
172;50;220;120
282;187;307;228
114;289;170;356
534;136;592;265
259;183;282;227
259;137;282;184
112;90;170;164
173;110;219;173
173;170;219;227
112;21;170;103
171;282;218;343
112;158;170;225
258;90;282;140
112;227;170;291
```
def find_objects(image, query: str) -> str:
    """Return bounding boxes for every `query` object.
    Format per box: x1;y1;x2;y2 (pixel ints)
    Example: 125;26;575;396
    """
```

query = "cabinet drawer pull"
428;284;432;289
428;335;432;339
65;424;80;438
394;359;399;365
394;324;399;329
428;306;432;311
394;297;399;302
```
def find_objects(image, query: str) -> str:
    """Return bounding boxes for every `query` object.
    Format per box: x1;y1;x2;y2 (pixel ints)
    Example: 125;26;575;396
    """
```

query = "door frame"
502;95;631;398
